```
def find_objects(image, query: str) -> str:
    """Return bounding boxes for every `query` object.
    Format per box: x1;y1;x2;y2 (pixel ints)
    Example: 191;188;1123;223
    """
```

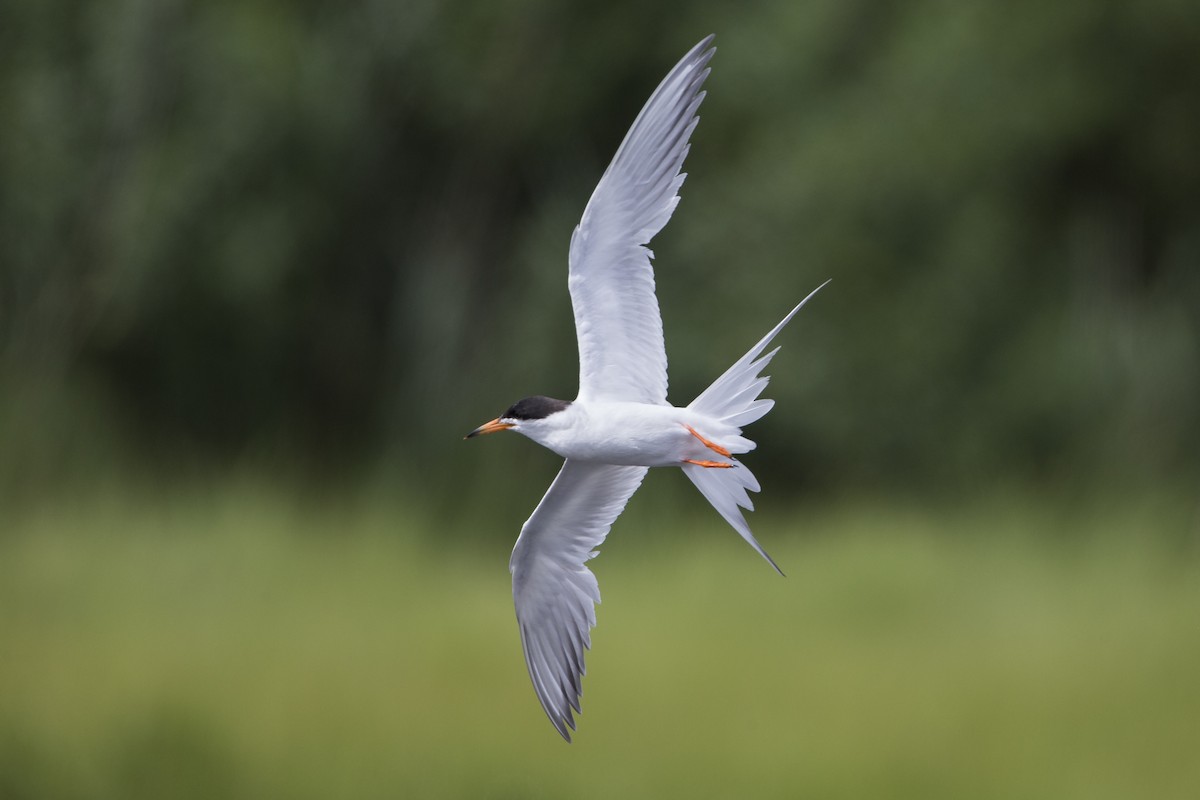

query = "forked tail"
683;280;830;575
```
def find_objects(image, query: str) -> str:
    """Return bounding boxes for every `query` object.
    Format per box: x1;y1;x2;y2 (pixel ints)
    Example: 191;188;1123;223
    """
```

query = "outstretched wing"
569;35;715;404
509;459;648;741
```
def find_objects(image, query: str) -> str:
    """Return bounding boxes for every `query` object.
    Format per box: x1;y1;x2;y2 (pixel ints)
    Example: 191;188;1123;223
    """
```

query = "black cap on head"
502;396;571;421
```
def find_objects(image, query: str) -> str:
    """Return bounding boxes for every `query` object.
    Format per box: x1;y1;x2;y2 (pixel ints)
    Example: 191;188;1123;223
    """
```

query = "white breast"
530;402;723;467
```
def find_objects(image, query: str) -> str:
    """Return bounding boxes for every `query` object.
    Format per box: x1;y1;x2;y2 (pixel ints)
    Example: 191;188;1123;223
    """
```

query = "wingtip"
554;710;576;742
690;35;716;64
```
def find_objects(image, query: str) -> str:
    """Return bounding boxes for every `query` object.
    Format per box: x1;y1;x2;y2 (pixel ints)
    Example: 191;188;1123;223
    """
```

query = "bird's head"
465;396;572;440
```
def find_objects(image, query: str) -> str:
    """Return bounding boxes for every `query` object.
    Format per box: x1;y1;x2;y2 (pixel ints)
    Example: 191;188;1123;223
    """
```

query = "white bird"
467;35;828;742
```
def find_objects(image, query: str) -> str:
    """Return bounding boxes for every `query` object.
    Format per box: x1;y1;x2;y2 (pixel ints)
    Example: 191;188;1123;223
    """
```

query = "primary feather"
569;35;715;405
510;461;647;740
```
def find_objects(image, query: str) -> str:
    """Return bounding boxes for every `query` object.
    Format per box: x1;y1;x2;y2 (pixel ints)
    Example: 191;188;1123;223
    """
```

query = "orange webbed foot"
683;458;735;469
684;424;732;458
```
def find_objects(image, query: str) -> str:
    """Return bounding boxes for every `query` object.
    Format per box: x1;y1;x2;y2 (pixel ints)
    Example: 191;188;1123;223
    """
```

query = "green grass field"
2;484;1198;799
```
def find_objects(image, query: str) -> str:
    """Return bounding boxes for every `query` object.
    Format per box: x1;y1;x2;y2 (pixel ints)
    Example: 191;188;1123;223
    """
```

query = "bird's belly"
546;404;721;467
556;430;687;466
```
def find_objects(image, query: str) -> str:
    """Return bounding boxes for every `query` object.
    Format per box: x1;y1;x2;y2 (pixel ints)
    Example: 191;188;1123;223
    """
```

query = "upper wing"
568;35;716;404
509;459;648;741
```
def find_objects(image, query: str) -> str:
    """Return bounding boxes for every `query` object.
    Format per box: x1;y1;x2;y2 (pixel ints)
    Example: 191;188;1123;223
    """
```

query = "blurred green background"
2;0;1199;797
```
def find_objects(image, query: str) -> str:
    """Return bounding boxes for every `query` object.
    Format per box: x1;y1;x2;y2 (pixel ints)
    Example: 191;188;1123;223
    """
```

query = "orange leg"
684;425;732;458
683;459;735;469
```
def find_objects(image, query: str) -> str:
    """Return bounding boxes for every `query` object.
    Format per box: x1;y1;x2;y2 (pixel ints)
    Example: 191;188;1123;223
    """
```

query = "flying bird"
466;35;828;741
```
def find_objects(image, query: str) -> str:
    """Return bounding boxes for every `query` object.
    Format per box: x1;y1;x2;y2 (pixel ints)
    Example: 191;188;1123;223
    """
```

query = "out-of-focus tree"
1;0;1197;504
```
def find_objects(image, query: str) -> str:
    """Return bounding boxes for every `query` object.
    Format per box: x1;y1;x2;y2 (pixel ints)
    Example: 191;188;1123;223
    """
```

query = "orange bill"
465;418;515;439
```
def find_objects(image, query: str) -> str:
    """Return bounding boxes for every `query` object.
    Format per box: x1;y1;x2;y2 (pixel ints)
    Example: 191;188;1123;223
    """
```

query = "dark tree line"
2;0;1197;502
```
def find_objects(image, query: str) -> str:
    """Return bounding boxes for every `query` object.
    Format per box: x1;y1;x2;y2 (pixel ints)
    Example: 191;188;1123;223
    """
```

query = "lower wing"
509;459;648;740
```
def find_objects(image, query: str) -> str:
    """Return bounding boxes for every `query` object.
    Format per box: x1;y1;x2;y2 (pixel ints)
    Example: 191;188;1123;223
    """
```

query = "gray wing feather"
569;36;715;404
509;460;648;740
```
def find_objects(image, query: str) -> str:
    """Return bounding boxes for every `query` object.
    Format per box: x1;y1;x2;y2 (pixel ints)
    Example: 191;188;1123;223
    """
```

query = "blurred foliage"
5;5;1199;794
2;489;1199;798
1;0;1199;502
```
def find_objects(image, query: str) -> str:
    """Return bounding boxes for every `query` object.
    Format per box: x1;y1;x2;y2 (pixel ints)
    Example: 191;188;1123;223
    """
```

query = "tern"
467;35;828;741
